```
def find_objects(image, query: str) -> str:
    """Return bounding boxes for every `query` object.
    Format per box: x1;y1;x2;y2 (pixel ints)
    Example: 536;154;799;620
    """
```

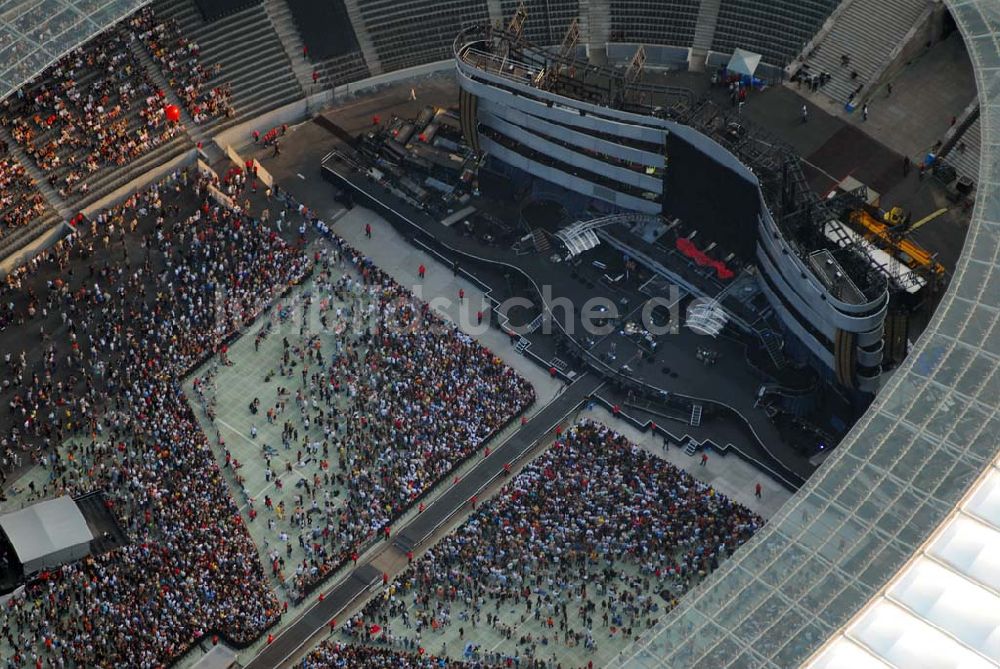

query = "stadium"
0;0;994;667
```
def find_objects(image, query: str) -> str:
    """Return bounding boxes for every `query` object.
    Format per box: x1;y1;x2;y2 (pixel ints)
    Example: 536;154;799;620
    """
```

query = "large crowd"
0;151;535;665
190;209;535;601
0;155;47;237
131;6;234;123
3;25;180;199
0;169;310;666
0;2;237;202
300;641;487;669
335;421;763;668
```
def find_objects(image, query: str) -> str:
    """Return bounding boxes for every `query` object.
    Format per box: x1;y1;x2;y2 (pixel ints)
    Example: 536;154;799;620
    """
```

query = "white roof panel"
806;640;892;669
928;514;1000;593
807;461;1000;669
887;557;1000;663
963;467;1000;529
849;600;995;669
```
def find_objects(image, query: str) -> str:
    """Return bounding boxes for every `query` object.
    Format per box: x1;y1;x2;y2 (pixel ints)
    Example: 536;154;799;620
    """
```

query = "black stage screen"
193;0;259;21
288;0;361;61
662;132;760;261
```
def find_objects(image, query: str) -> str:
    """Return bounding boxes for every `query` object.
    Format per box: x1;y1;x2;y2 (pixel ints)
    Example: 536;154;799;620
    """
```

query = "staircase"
75;133;192;212
341;0;382;76
531;228;552;254
582;0;610;64
262;0;315;93
486;0;503;26
942;113;981;186
795;0;930;107
153;0;305;132
683;439;699;456
130;39;206;145
75;490;129;556
689;404;702;427
758;328;786;370
689;0;722;71
0;126;70;220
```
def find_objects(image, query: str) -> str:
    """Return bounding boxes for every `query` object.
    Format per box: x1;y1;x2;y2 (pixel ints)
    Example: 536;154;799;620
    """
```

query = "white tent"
727;48;762;78
191;644;239;669
0;496;93;574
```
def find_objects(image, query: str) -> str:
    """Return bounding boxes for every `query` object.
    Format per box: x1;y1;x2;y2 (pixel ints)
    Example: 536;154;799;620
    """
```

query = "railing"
939;104;980;161
405;393;587;550
453;24;695;112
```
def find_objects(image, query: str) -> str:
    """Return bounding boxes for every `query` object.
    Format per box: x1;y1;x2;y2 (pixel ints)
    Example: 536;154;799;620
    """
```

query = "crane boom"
906;207;948;234
847;210;945;278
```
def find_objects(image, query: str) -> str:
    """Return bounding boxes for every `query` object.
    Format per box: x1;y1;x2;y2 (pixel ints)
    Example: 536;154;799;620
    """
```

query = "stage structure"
454;19;887;393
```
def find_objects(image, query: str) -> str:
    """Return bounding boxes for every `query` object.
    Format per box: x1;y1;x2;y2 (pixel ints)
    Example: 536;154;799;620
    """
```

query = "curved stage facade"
601;0;1000;666
454;25;887;394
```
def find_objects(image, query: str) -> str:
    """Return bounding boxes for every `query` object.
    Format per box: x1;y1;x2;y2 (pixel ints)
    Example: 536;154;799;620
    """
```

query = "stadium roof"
616;0;1000;666
0;0;150;103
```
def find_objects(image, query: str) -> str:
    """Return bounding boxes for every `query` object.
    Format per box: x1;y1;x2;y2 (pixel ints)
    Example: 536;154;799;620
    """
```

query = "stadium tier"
0;1;993;668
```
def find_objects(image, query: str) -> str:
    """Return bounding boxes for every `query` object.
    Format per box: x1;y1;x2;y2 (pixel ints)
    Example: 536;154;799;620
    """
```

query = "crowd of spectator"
0;152;537;665
0;169;312;666
190;213;535;601
0;156;47;238
131;6;234;123
335;421;763;667
2;25;182;199
300;641;485;668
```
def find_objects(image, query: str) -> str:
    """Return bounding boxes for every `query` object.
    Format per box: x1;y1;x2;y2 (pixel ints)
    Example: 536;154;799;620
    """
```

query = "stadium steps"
689;0;722;69
262;0;316;93
584;0;610;63
315;52;371;91
72;133;192;212
341;0;382;75
0;125;71;220
153;0;305;133
129;38;203;134
942;113;981;186
796;0;929;107
0;211;64;262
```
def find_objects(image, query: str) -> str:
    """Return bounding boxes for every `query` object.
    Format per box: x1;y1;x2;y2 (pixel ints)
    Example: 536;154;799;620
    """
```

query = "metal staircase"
758;328;786;370
531;228;552;254
689;0;722;71
689;404;703;427
941;112;981;186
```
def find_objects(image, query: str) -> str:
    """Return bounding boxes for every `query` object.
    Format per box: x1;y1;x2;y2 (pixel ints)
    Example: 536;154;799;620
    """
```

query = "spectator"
337;422;762;666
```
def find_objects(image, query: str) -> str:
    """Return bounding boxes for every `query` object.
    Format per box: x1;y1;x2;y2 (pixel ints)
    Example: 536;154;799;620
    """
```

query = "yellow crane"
848;206;947;279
